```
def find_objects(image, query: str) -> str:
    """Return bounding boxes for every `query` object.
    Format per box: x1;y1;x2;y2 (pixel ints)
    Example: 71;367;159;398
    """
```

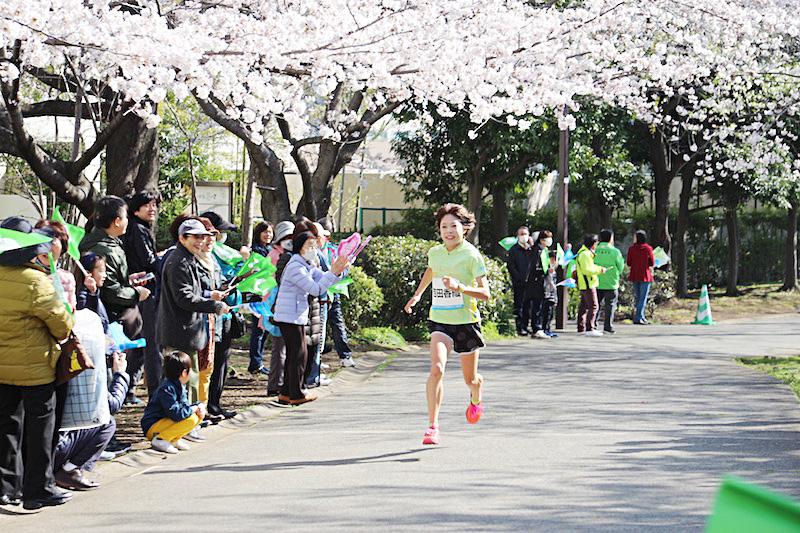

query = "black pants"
208;319;233;412
541;300;555;332
139;296;162;396
512;283;529;332
596;288;618;331
277;322;307;400
526;296;545;333
0;382;58;500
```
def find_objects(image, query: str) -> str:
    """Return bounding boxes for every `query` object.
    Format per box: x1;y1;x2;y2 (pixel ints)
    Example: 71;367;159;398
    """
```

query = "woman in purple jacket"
273;232;349;405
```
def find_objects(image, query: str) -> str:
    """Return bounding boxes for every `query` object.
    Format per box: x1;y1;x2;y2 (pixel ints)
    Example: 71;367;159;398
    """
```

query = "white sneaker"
184;429;206;443
533;330;549;339
151;437;179;454
319;376;333;386
584;330;603;337
321;362;331;371
98;451;116;461
341;357;356;368
173;439;191;451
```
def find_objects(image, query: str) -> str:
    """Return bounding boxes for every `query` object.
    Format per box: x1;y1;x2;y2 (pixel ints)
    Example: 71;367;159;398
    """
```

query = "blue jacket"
273;254;341;325
140;378;194;435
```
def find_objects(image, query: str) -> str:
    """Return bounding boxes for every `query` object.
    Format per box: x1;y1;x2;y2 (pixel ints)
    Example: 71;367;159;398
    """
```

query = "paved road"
5;315;800;531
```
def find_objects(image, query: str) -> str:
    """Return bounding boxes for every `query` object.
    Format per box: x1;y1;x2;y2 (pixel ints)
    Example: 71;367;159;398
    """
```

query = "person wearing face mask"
506;226;534;336
0;217;75;510
273;231;349;405
266;220;295;396
524;230;555;339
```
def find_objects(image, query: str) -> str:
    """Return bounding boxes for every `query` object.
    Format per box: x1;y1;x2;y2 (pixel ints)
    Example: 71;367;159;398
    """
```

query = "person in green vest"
594;229;625;334
575;234;607;336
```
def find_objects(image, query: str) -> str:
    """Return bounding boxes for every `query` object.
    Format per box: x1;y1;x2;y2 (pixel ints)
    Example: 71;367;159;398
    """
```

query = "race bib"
431;277;464;310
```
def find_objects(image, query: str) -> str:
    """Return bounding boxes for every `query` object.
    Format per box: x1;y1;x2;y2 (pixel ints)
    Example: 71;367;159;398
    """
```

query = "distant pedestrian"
541;251;558;338
576;234;607;336
594;229;625;334
524;230;553;339
506;226;533;336
627;230;655;325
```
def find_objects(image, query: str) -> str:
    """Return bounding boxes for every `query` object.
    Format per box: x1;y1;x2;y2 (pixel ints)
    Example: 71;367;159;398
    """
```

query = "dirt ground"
113;340;355;452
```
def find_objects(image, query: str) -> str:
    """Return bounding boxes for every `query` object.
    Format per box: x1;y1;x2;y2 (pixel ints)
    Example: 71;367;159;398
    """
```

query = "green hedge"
341;265;384;331
359;235;514;340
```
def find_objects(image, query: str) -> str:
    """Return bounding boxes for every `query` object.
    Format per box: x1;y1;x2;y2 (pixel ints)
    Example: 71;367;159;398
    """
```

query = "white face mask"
544;238;553;247
517;236;528;246
302;248;318;262
217;232;228;244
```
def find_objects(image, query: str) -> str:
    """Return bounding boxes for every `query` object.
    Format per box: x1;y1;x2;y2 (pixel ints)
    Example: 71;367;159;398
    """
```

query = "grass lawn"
737;356;800;400
655;283;800;324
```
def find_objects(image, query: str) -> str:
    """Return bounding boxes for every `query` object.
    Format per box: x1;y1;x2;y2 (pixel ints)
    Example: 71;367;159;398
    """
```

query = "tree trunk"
491;185;509;255
781;200;798;291
467;174;484;245
725;204;740;296
247;144;292;223
674;172;694;297
649;132;673;253
105;113;159;197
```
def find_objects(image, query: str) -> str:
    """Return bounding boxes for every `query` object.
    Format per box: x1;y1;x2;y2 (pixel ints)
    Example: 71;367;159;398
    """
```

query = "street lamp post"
556;109;570;330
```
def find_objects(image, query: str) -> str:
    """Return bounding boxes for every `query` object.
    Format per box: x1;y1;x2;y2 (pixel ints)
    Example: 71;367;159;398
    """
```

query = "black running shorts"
427;321;486;354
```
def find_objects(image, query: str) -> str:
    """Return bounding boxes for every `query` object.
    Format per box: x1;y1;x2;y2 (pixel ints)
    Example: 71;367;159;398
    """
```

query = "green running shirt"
427;241;487;325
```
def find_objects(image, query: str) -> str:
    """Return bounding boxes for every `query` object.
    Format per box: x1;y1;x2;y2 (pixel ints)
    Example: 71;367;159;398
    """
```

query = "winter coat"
273;254;340;325
141;378;194;435
157;243;224;353
506;243;533;286
576;245;604;290
123;215;159;293
0;263;74;386
627;243;655;283
524;244;548;300
79;227;139;320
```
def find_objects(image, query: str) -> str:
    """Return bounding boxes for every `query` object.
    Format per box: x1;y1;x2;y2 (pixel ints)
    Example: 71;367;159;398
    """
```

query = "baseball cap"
199;211;237;232
179;219;214;236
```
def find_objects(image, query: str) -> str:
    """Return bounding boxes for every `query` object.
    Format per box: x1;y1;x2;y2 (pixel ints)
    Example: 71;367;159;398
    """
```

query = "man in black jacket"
124;191;162;398
506;226;533;335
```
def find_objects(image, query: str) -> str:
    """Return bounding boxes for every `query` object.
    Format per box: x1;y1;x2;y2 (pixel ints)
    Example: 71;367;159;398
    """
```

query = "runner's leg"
459;350;482;404
427;332;451;427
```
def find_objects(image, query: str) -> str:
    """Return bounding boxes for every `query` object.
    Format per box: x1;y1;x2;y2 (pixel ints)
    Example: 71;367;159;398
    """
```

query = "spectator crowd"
0;192;355;510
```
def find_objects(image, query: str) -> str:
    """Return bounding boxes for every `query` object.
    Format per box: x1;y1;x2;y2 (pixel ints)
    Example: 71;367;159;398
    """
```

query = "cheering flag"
237;272;277;296
540;248;549;272
0;227;52;253
556;243;565;266
328;276;354;299
52;206;85;262
653;246;671;268
235;251;271;277
498;236;516;251
213;242;243;266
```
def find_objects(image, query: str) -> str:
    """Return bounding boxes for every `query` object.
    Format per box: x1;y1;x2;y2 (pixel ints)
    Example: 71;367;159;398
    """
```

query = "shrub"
354;326;407;348
341;265;384;331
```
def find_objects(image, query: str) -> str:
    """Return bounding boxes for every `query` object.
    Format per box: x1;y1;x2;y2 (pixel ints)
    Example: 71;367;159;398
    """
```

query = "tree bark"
248;144;292;223
649;131;673;253
724;204;740;296
491;185;509;255
105;113;159;197
466;173;484;245
674;172;694;297
781;200;798;291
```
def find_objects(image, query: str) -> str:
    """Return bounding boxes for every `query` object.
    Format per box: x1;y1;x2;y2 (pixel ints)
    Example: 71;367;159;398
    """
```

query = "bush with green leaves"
359;235;514;340
341;265;384;331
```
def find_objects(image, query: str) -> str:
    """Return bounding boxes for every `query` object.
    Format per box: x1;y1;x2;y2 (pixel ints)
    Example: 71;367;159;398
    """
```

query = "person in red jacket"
626;230;655;324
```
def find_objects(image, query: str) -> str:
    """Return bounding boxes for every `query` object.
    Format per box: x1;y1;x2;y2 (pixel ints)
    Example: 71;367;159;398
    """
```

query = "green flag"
498;236;517;251
213;242;243;266
237;270;277;296
0;228;52;253
327;276;353;299
52;206;85;262
48;252;73;316
540;248;549;272
565;260;576;279
235;252;271;277
556;243;565;266
653;246;671;268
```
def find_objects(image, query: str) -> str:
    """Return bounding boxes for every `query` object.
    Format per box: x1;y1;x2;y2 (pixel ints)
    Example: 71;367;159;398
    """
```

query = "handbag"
56;331;94;385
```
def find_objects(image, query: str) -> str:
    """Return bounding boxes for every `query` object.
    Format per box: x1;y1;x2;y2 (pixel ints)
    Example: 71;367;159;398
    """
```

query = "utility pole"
556;107;570;330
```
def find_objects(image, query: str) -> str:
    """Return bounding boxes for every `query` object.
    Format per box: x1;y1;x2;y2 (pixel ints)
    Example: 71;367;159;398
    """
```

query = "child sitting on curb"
140;351;206;454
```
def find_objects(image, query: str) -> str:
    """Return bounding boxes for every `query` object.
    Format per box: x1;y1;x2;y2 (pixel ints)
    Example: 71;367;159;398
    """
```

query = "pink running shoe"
422;425;440;445
466;400;484;424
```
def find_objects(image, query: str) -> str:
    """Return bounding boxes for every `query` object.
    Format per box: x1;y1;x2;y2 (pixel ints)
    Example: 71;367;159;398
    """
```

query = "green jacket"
576;245;604;290
79;227;139;319
594;242;625;290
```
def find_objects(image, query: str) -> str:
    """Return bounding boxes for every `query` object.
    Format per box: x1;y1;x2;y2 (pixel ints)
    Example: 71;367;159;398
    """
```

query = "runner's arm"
404;267;433;313
447;275;490;302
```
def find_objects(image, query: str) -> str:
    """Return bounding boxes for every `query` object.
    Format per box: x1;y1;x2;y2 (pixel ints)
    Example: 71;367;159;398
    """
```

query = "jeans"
328;295;353;358
306;302;329;386
512;283;529;333
0;382;58;500
541;300;555;332
596;288;619;331
248;315;268;372
577;289;599;332
54;419;116;473
632;281;652;323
